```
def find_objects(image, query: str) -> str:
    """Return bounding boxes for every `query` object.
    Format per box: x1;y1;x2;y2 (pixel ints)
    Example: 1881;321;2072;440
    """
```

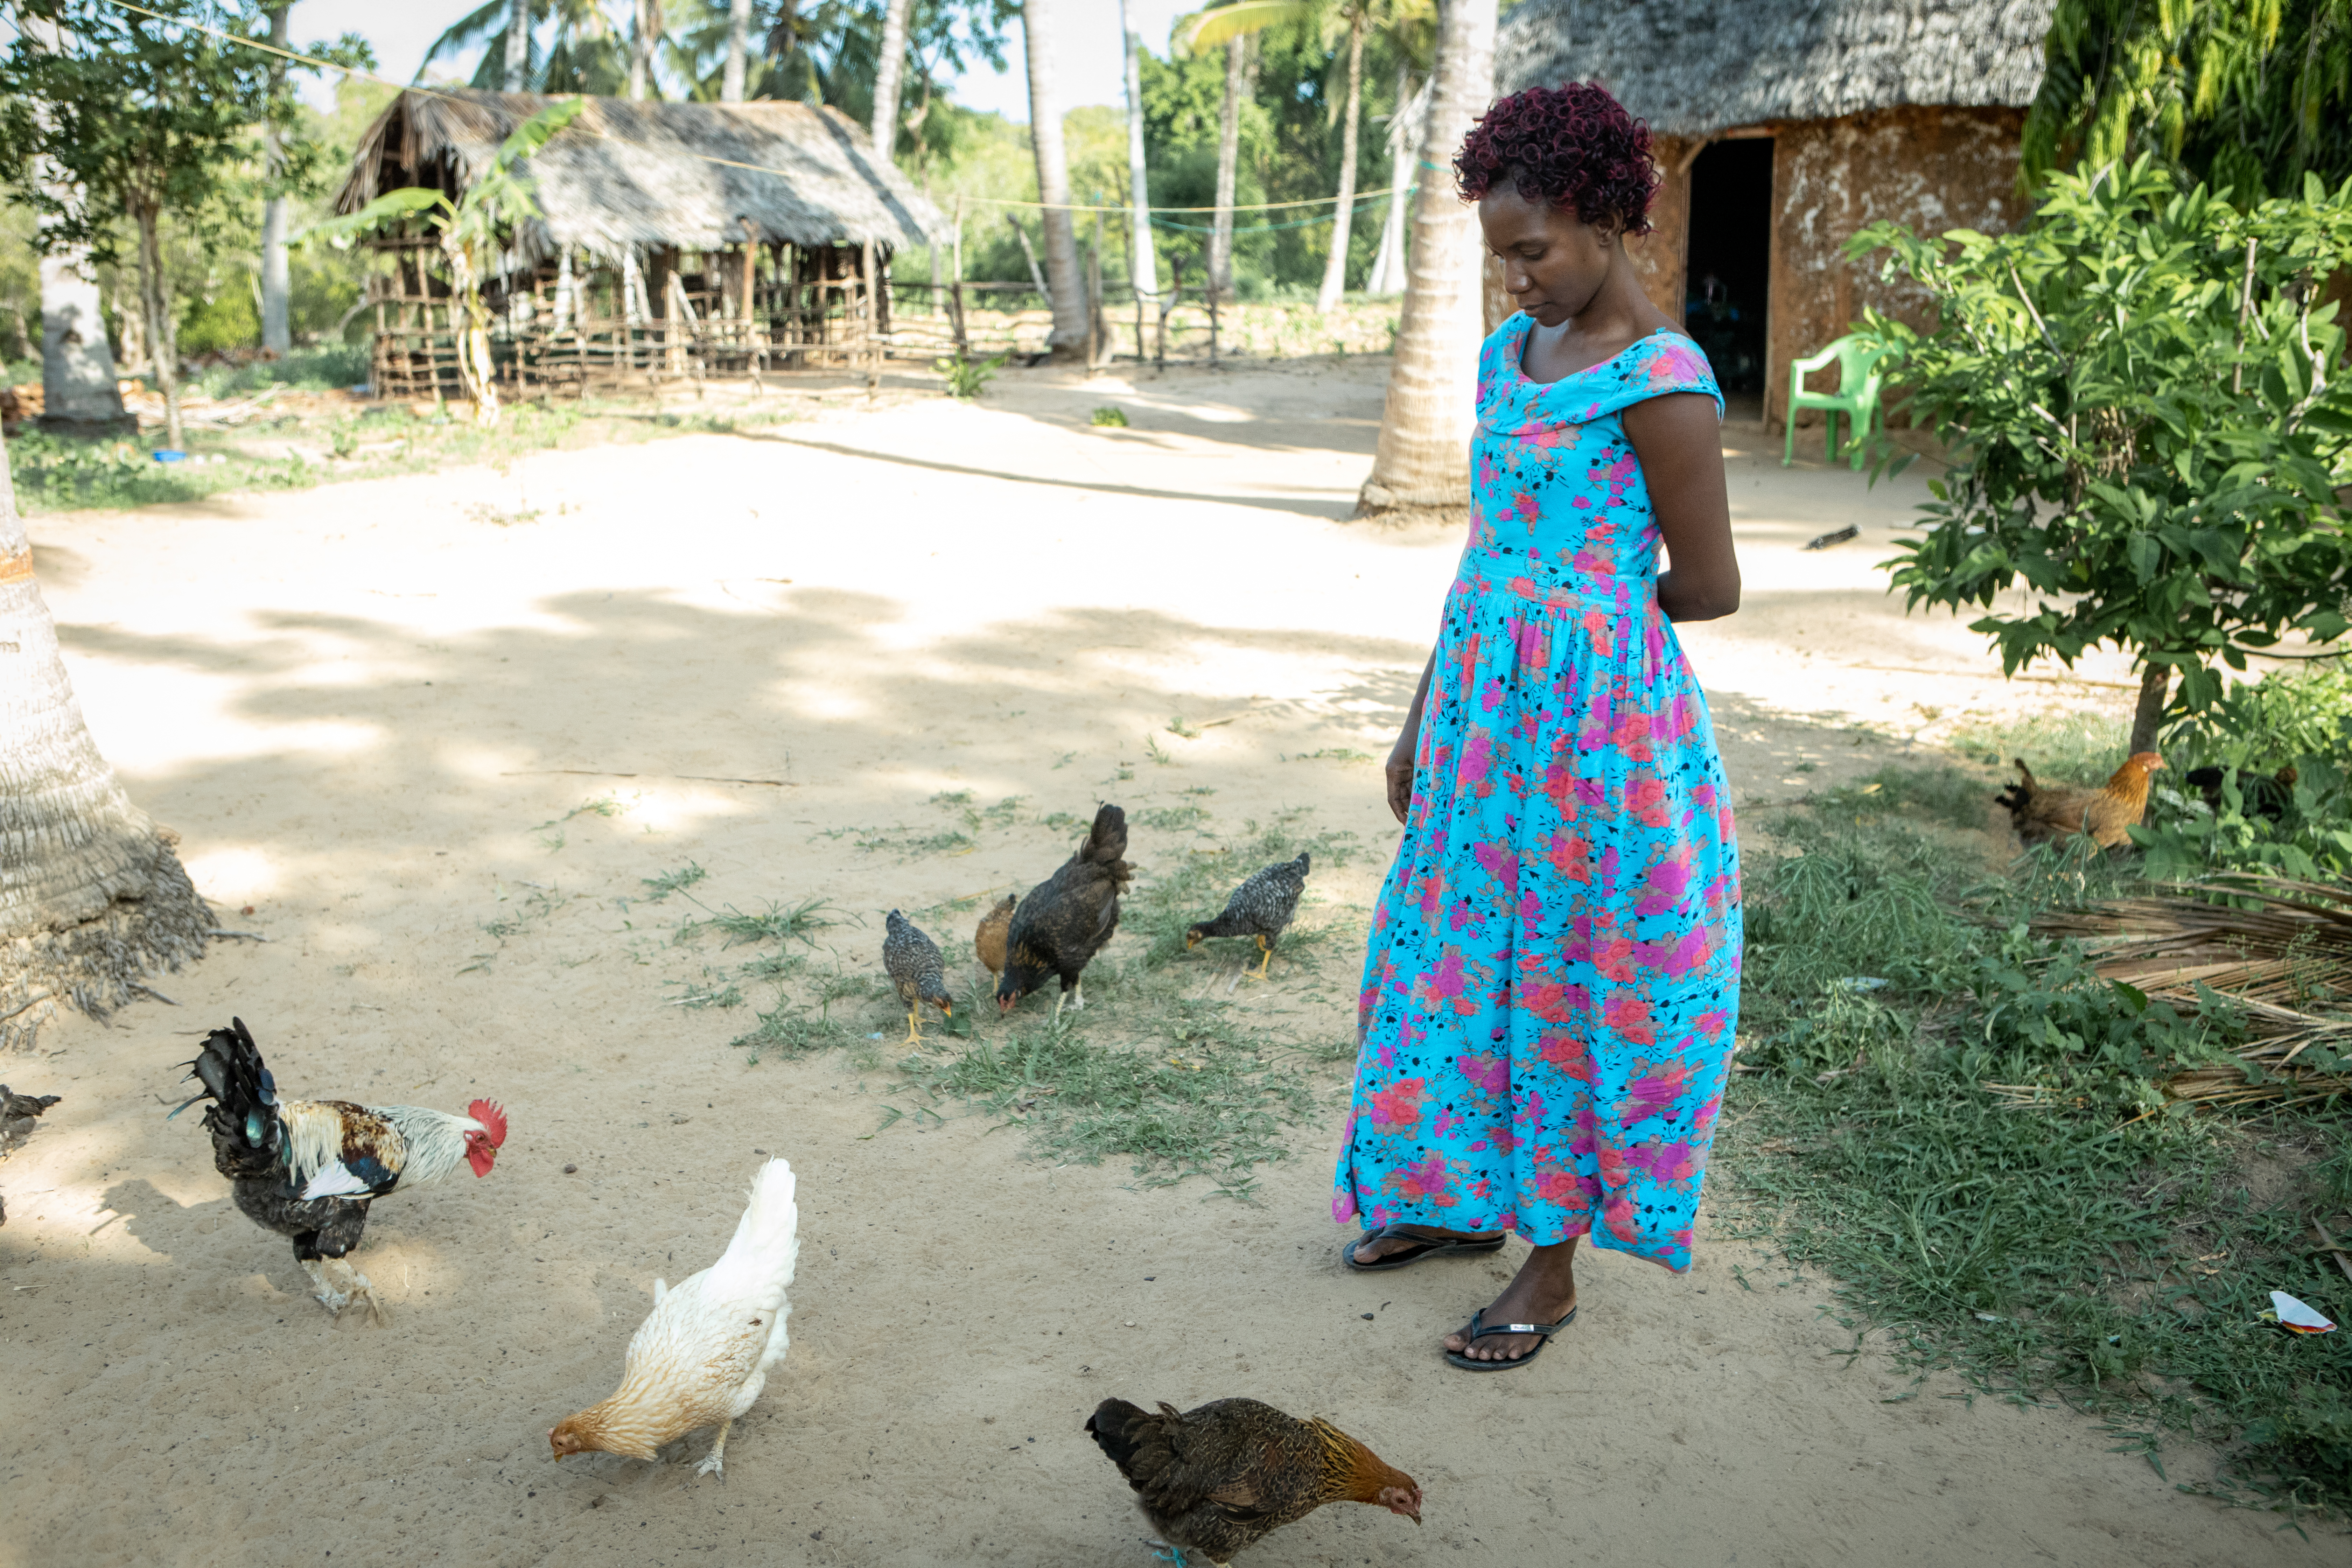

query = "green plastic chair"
1783;334;1902;468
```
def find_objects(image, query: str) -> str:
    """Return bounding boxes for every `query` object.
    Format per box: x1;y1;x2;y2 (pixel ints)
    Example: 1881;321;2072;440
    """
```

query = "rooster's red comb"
469;1099;509;1146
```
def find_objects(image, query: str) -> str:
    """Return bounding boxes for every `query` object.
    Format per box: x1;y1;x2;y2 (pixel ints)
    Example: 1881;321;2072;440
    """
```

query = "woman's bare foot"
1350;1225;1507;1267
1444;1237;1578;1363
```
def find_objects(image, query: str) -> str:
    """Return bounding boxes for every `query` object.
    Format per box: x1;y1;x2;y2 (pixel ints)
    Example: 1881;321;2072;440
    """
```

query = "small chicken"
999;803;1132;1020
2185;763;2297;821
1185;853;1310;980
1996;752;2165;849
0;1084;60;1227
550;1158;799;1482
883;909;953;1044
1085;1396;1421;1566
1;1084;60;1159
170;1018;508;1322
974;893;1017;981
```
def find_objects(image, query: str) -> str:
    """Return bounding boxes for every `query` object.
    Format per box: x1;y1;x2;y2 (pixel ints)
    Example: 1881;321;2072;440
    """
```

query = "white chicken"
548;1157;800;1480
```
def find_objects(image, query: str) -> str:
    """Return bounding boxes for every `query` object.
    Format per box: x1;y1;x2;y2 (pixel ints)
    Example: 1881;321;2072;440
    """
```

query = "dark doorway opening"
1683;138;1773;403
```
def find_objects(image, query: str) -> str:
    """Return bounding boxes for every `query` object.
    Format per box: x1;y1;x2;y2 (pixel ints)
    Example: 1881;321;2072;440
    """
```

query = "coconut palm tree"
870;0;912;153
1364;66;1427;296
421;0;624;94
1357;0;1493;524
0;436;212;1054
1020;0;1088;358
1119;0;1157;296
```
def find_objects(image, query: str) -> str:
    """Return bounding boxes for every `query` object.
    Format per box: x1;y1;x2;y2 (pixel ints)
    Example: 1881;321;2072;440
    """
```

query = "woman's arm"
1622;390;1740;622
1385;650;1437;826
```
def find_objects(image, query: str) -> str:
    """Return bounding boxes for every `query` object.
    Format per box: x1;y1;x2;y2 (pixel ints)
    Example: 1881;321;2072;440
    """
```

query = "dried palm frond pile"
2032;877;2352;1108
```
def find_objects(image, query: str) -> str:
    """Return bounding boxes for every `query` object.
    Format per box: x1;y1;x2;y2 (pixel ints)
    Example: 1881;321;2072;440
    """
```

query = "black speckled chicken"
1186;853;1310;980
1;1084;61;1160
883;910;952;1044
974;894;1017;982
1085;1396;1421;1566
998;803;1131;1020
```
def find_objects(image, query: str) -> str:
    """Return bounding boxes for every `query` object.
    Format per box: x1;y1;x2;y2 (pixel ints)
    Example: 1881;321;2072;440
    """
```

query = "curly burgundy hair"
1455;82;1658;236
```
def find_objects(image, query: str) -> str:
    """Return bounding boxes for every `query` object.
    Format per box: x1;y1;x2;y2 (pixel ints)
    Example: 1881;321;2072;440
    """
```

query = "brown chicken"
997;803;1132;1020
974;894;1016;981
1996;752;2165;848
1085;1397;1421;1566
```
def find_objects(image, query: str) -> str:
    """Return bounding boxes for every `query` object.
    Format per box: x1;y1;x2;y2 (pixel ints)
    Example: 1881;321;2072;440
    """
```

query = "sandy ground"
1;358;2334;1567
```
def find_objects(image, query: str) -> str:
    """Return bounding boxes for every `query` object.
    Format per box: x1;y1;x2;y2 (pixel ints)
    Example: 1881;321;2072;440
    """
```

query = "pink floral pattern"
1332;322;1741;1273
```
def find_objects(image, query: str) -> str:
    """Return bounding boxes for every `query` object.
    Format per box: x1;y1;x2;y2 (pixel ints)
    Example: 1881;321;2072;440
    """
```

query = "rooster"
999;802;1132;1020
171;1018;507;1323
550;1158;800;1481
1995;752;2165;849
1086;1396;1421;1565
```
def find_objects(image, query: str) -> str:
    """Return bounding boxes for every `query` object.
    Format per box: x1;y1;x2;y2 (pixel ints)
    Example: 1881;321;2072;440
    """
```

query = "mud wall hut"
334;90;940;398
1495;0;2053;425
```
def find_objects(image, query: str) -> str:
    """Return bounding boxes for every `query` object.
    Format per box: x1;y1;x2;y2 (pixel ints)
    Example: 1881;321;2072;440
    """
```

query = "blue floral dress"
1332;321;1743;1273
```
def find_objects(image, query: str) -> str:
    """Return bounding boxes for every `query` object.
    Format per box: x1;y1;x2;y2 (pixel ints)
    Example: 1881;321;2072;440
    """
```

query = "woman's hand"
1387;650;1438;826
1386;728;1418;825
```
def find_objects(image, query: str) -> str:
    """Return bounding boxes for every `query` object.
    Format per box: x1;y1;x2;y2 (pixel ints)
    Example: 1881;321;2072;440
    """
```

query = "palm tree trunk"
1366;65;1421;297
1020;0;1090;358
1317;16;1367;313
21;15;124;429
722;0;751;102
260;4;294;355
628;0;661;100
503;0;531;90
872;0;912;156
132;197;184;451
1357;0;1494;524
1210;34;1245;299
0;430;212;1054
1120;0;1157;295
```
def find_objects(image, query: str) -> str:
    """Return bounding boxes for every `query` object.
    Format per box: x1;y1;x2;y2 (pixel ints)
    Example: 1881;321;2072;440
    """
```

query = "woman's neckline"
1512;318;1678;387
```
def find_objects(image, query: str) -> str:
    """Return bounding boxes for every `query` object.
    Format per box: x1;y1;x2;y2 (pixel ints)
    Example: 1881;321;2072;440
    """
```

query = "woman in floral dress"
1335;83;1744;1370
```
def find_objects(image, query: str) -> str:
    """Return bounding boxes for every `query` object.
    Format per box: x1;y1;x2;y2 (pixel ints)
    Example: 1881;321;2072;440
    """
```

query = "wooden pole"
862;238;879;397
950;195;968;357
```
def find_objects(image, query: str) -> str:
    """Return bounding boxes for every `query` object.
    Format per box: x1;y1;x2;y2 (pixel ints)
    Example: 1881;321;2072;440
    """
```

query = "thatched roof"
335;89;939;258
1495;0;2053;138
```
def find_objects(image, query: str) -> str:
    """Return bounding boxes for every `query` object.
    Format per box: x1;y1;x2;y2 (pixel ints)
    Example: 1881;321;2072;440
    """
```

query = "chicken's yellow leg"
902;1006;924;1045
1238;934;1272;982
695;1419;732;1481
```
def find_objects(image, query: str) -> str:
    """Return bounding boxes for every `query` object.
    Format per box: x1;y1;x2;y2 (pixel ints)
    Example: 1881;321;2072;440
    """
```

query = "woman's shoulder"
1598;330;1724;420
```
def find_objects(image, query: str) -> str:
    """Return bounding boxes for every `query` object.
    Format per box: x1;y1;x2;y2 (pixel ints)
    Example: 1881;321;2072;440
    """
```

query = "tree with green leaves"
2025;0;2352;197
1854;158;2352;752
421;0;625;96
0;0;287;449
302;99;585;427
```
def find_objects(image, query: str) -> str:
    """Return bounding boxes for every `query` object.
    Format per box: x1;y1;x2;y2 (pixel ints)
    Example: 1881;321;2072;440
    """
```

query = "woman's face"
1478;184;1618;328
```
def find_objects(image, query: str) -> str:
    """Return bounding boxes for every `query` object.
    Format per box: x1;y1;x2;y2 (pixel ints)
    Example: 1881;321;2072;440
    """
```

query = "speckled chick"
1185;853;1310;979
883;910;953;1045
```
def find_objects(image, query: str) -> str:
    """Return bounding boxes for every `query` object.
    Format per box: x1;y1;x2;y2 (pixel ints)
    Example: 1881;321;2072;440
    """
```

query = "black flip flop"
1340;1224;1510;1273
1443;1304;1577;1371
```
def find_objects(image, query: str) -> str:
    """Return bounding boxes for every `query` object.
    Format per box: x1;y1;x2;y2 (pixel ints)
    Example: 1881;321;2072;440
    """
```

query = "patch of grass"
682;896;845;948
918;1021;1317;1196
1090;405;1129;427
640;861;708;901
1288;748;1373;763
1731;758;2352;1511
1948;706;2129;786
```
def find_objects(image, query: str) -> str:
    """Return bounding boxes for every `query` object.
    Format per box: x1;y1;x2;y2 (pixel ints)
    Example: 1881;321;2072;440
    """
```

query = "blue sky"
284;1;1199;119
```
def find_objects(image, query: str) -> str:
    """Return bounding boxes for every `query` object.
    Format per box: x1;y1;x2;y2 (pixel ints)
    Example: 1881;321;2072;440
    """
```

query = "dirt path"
1;359;2325;1566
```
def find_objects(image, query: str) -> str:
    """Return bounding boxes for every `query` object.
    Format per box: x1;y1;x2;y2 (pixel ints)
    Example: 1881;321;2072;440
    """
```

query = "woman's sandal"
1340;1224;1510;1273
1443;1304;1578;1371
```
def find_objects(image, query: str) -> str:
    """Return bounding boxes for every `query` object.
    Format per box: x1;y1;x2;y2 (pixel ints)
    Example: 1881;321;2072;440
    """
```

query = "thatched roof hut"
335;89;940;261
1496;0;2050;138
1494;0;2054;430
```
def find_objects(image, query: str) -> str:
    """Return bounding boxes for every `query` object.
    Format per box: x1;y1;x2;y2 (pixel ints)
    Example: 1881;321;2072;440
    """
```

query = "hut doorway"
1684;137;1773;413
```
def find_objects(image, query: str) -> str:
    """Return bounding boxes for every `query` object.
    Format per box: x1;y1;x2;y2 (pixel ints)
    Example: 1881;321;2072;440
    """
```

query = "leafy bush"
934;350;1006;399
1853;159;2352;742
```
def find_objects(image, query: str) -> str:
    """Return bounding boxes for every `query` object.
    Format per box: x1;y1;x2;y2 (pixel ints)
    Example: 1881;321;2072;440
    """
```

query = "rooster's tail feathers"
708;1156;799;1301
176;1018;284;1174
